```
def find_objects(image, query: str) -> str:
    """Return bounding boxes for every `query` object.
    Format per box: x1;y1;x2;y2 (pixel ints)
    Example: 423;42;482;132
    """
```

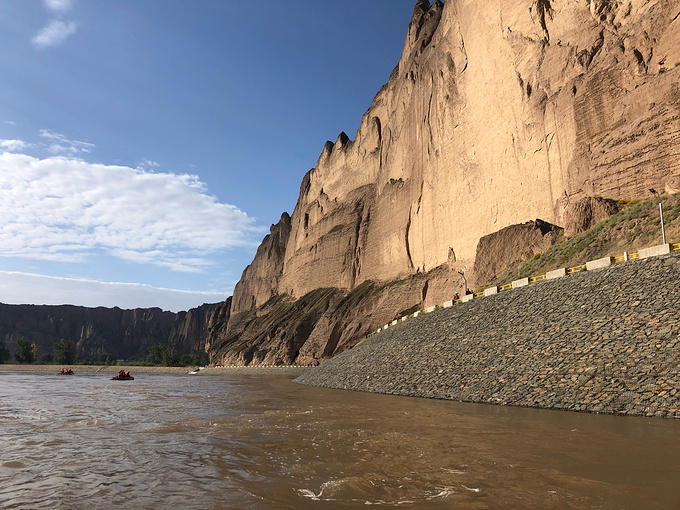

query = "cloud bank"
0;271;225;312
0;152;259;272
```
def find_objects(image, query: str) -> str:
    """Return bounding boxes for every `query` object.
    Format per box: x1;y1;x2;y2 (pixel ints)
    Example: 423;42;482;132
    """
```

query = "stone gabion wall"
295;253;680;418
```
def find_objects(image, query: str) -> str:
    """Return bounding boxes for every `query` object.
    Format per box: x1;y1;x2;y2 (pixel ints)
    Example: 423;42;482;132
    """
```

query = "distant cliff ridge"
0;301;227;361
210;0;680;365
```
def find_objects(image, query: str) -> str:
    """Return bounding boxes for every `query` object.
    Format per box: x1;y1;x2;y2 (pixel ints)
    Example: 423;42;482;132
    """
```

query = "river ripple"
0;371;678;509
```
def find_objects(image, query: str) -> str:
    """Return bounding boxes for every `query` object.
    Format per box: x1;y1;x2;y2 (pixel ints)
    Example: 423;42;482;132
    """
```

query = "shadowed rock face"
232;0;680;319
0;302;224;361
563;196;620;236
473;219;563;286
212;275;447;366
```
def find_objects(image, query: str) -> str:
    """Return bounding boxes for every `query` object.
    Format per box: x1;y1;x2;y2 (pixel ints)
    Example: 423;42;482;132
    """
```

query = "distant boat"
59;369;74;375
112;372;134;380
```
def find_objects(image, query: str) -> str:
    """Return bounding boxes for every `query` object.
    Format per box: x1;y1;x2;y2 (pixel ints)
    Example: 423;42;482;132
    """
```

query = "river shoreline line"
0;364;312;376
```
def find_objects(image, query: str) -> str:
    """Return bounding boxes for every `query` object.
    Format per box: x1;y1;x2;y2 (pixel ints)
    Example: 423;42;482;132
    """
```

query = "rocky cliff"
0;301;225;361
212;0;680;364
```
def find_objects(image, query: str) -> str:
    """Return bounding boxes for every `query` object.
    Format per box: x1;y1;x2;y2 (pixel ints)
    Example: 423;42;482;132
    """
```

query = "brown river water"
1;370;679;509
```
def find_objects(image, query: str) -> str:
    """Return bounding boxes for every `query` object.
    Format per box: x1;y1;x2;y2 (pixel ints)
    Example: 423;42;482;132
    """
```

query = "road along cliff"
296;252;680;419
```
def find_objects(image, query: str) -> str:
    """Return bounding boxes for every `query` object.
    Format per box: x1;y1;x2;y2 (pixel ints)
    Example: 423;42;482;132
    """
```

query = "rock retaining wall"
295;253;680;418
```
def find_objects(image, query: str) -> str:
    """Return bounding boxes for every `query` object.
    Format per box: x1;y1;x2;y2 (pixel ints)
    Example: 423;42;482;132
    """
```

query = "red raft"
112;371;134;380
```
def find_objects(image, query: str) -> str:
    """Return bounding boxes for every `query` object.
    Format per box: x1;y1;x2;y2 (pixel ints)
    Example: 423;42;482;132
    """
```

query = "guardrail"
566;264;586;274
371;241;677;336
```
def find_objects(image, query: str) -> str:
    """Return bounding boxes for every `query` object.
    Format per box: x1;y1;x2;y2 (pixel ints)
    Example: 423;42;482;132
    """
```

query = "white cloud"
5;121;17;126
39;129;94;154
138;159;160;170
44;0;75;13
32;20;77;49
0;139;30;152
0;270;226;312
0;152;260;270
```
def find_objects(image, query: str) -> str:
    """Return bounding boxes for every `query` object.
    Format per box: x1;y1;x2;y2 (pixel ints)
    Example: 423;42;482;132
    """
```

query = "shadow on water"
0;371;679;509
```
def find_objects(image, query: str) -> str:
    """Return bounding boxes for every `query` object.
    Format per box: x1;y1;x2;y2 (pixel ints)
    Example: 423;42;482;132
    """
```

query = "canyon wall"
213;0;680;364
0;301;225;361
232;0;680;310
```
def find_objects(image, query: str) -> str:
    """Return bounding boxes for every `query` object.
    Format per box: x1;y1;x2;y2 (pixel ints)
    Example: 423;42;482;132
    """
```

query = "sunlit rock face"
232;0;680;314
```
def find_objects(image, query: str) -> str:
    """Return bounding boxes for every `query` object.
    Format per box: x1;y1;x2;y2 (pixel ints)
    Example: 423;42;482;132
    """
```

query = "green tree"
0;339;10;364
15;337;36;364
38;353;54;364
90;353;114;365
146;344;165;365
146;343;182;366
53;338;77;364
181;351;209;366
161;347;180;367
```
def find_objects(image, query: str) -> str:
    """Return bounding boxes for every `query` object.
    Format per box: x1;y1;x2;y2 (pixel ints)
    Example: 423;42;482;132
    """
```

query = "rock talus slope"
215;0;680;364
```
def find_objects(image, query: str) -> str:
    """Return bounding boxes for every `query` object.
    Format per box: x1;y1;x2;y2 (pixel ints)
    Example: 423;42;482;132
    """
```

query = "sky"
0;0;420;312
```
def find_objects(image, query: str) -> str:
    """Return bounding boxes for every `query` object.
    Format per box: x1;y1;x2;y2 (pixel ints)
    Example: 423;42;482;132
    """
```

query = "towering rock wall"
0;301;223;361
232;0;680;318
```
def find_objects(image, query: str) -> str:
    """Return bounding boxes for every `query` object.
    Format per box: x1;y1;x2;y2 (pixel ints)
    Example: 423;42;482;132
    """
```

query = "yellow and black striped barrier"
529;274;546;283
566;264;586;274
369;241;677;340
498;283;513;292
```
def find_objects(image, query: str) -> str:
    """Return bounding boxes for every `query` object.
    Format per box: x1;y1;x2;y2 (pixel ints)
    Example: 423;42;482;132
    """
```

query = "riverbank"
197;365;311;377
0;364;312;376
0;364;198;374
295;253;680;419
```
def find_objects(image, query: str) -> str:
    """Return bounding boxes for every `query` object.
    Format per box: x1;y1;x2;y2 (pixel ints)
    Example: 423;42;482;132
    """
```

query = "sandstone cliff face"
232;0;680;316
0;302;222;361
215;0;680;365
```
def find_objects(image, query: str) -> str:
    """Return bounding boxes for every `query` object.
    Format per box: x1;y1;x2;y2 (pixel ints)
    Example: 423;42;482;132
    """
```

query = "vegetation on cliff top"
495;193;680;287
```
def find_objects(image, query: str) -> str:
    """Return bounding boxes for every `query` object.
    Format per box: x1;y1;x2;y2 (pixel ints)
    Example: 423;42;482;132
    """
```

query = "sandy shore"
0;364;313;376
197;366;312;377
0;364;199;374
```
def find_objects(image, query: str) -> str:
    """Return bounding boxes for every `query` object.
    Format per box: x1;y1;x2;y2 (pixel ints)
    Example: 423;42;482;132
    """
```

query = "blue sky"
0;0;418;311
